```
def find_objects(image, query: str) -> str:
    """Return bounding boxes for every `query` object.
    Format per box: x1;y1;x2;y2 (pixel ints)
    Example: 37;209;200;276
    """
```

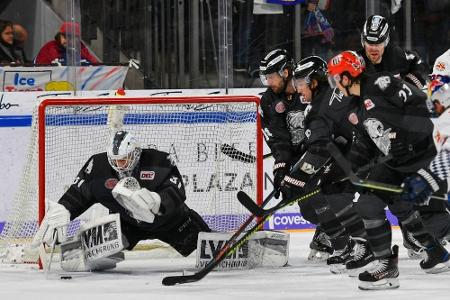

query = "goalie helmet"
429;49;450;110
293;56;328;84
361;15;390;46
107;131;142;174
259;48;294;85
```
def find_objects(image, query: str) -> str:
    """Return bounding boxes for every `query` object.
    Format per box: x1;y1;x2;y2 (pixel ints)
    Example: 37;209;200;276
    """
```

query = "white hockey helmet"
429;49;450;110
107;131;142;173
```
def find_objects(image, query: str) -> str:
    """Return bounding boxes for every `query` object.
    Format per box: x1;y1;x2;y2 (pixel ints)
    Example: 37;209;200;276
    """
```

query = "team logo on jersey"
363;118;391;155
104;178;118;189
374;76;391;91
286;110;305;146
329;89;344;105
348;113;359;125
140;171;155;180
364;99;375;110
274;101;286;113
436;62;446;72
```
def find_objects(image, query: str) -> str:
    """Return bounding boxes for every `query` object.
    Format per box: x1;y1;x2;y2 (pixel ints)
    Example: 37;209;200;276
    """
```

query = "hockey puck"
60;275;72;280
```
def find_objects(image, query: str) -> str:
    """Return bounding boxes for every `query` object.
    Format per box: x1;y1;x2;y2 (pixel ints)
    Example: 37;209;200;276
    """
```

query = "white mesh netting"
0;97;262;263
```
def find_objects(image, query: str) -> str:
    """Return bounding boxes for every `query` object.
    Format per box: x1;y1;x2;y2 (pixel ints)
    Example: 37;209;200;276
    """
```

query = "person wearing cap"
358;15;428;90
34;22;98;65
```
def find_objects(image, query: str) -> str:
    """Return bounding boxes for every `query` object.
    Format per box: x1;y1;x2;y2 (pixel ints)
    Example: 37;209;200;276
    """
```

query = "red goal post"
36;95;264;238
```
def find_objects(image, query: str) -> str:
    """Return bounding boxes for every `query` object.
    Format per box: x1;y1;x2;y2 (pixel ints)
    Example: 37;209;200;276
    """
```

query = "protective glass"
327;74;340;89
260;72;281;86
292;77;309;92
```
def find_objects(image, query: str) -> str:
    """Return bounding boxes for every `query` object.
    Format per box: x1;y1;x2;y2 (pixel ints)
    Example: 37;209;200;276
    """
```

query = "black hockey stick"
326;142;448;201
161;188;320;286
237;190;322;217
220;143;271;163
162;188;278;286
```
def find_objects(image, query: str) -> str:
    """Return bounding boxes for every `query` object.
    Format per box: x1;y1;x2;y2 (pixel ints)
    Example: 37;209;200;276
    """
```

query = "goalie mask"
107;131;142;174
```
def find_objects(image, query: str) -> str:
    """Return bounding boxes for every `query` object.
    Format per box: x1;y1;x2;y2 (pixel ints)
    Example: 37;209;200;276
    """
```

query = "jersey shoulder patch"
274;101;286;113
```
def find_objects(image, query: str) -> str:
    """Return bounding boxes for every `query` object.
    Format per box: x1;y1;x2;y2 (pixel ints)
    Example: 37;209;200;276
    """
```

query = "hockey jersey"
58;149;188;231
351;72;436;173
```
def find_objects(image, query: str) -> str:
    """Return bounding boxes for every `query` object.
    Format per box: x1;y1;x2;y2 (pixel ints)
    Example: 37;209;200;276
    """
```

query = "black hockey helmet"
293;56;328;84
259;49;294;84
361;15;390;46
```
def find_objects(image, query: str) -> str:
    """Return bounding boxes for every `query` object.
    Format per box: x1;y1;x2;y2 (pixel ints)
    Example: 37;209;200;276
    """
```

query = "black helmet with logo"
259;49;294;85
361;15;390;46
293;56;328;83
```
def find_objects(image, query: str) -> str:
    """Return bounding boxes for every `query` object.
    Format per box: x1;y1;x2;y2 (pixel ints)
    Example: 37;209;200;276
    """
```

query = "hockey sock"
335;203;367;239
311;195;346;238
401;211;437;249
363;218;392;258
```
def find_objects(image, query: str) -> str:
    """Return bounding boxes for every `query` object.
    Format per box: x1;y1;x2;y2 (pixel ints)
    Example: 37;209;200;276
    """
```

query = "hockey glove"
31;201;70;248
401;169;442;205
273;162;288;199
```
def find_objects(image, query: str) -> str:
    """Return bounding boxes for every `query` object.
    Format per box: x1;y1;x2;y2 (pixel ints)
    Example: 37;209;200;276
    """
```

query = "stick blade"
220;144;256;164
162;274;201;286
237;191;264;217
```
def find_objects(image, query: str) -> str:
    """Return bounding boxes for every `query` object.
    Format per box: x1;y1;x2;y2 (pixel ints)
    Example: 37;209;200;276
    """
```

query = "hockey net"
0;96;263;264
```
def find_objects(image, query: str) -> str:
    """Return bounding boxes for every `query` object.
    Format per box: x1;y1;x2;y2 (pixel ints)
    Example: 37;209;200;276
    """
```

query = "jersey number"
399;84;412;102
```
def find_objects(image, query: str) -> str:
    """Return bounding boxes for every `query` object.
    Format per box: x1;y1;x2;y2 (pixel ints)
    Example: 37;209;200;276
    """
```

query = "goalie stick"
326;142;448;201
220;143;271;163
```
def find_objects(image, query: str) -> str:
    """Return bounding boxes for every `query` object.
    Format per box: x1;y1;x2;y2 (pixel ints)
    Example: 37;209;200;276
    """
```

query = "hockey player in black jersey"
358;15;429;90
358;14;450;259
327;50;450;290
259;49;332;261
32;130;210;271
282;56;374;275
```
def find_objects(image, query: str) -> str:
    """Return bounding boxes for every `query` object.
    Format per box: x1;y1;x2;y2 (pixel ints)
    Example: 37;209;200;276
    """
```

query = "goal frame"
37;95;264;228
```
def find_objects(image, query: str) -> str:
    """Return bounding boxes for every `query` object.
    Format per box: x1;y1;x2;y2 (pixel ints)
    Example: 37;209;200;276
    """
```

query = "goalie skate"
307;228;333;263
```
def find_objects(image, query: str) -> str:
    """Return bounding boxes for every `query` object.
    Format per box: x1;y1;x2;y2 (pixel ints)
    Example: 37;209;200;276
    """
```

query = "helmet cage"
107;131;142;173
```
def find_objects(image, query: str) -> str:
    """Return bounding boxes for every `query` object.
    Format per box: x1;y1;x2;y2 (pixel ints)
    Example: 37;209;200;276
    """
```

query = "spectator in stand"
34;22;98;65
13;23;30;63
0;19;22;64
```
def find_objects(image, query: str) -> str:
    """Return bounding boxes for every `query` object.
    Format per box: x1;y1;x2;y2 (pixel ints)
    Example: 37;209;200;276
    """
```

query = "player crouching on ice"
31;130;211;272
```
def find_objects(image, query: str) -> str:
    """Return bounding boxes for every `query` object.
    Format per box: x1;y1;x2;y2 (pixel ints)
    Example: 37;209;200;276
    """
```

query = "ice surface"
1;229;449;300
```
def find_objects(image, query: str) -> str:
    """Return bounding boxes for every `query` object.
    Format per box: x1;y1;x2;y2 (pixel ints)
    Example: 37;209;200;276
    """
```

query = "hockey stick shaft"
326;142;448;201
162;188;320;286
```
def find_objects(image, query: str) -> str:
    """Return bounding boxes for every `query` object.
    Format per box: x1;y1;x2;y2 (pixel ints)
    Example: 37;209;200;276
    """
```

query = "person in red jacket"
34;22;98;65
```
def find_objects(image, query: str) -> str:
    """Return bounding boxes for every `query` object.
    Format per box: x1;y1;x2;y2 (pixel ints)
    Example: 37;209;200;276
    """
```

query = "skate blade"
307;250;330;263
358;278;400;290
329;263;346;274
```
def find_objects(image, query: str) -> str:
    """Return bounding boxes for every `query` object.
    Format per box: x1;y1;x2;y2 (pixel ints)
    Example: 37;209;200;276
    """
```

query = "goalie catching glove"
31;201;70;248
112;177;162;223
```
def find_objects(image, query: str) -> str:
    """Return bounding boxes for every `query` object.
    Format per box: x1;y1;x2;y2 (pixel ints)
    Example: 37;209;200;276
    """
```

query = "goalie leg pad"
61;214;125;272
195;231;289;270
